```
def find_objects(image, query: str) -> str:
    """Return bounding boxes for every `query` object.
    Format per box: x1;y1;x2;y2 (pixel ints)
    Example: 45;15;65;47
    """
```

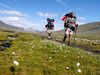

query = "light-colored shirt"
64;17;76;27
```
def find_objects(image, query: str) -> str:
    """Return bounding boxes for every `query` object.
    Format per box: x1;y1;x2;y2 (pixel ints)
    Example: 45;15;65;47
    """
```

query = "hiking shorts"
47;29;53;34
65;28;74;35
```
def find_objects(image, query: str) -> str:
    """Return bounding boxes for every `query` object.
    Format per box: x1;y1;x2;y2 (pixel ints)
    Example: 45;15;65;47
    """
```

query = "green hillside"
78;22;100;33
0;31;100;75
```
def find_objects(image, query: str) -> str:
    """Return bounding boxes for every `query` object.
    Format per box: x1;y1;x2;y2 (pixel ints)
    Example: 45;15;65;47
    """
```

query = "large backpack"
62;13;76;21
45;22;54;29
45;18;54;29
62;13;70;21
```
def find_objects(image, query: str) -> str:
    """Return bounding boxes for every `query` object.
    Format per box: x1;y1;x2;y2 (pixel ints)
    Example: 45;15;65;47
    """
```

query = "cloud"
78;17;87;21
0;16;43;31
77;21;86;25
0;16;29;27
37;12;58;18
0;3;15;10
0;10;25;16
55;0;68;8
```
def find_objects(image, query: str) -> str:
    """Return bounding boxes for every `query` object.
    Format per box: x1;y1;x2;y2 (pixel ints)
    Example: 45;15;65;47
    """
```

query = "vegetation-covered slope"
0;31;100;75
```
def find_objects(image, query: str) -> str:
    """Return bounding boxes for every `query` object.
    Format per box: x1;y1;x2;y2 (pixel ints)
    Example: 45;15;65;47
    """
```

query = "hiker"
45;18;54;39
62;12;78;46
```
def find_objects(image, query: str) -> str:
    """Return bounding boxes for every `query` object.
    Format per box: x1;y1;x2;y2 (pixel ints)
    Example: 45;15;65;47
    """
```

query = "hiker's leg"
63;29;68;42
68;34;71;46
48;29;52;39
48;33;51;37
63;34;67;42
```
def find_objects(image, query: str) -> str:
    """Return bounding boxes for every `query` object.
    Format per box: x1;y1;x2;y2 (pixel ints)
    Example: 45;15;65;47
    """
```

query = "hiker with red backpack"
62;12;78;46
45;18;54;39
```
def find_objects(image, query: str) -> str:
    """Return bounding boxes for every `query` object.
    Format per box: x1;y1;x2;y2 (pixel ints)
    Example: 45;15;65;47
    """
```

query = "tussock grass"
0;32;100;75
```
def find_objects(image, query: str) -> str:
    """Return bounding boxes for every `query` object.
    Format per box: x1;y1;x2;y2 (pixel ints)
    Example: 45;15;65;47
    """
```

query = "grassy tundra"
0;31;100;75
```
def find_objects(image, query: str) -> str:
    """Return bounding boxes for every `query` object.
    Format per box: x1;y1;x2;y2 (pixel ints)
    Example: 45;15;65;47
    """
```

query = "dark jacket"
45;22;54;29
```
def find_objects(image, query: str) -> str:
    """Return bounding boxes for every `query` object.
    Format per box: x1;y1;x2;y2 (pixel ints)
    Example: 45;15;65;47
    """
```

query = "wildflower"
30;49;32;51
64;55;66;57
78;52;81;54
60;45;62;50
45;46;47;48
78;56;80;58
77;69;82;73
50;44;52;47
31;51;34;53
19;49;21;51
49;57;51;59
55;50;57;52
65;51;67;53
40;46;42;48
13;60;19;66
12;52;15;55
77;62;80;66
65;67;69;70
68;51;70;53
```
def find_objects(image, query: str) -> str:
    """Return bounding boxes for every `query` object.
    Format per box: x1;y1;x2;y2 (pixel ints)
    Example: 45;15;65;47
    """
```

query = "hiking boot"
68;43;71;46
68;41;71;46
48;36;51;39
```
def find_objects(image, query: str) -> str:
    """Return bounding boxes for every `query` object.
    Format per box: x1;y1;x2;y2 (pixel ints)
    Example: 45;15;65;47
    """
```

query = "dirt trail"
55;39;100;54
41;35;100;55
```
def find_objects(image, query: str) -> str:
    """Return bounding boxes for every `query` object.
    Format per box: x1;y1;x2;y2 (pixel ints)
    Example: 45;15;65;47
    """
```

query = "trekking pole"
73;24;78;45
73;32;76;44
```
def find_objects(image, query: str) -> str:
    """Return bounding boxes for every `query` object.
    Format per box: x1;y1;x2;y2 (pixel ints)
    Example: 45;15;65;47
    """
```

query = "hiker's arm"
64;18;69;28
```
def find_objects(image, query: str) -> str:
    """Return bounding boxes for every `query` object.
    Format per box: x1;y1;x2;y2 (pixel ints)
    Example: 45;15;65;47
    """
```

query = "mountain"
0;21;26;32
77;22;100;34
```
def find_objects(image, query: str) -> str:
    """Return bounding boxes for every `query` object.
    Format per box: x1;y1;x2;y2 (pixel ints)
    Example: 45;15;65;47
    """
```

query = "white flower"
30;49;32;51
40;46;42;48
49;57;52;59
12;52;15;55
31;51;34;53
77;62;80;66
77;69;82;73
55;50;57;52
64;55;66;57
50;44;52;47
78;52;81;54
78;56;80;58
65;67;69;70
68;51;70;53
19;49;21;51
65;51;67;53
60;45;62;50
13;60;19;66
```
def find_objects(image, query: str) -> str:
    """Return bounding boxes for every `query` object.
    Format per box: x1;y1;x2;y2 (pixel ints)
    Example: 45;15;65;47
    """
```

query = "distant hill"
77;22;100;34
0;21;25;32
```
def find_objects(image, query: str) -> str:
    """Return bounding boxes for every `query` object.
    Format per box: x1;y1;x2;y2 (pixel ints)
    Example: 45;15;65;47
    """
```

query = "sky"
0;0;100;31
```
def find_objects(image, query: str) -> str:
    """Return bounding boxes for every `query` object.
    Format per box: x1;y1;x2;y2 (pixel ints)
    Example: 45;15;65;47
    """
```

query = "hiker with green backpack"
62;12;78;46
45;18;54;39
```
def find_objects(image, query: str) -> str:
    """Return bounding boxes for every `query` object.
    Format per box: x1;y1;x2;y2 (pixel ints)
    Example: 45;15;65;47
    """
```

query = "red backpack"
61;13;70;21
